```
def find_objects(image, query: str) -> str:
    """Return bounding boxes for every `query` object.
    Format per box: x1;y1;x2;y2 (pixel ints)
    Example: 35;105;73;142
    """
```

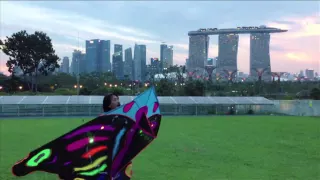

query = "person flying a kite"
11;87;161;180
103;93;133;180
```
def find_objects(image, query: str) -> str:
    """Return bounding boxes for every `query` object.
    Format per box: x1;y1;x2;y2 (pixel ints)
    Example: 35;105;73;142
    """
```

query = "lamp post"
74;85;83;89
76;32;81;101
76;52;80;96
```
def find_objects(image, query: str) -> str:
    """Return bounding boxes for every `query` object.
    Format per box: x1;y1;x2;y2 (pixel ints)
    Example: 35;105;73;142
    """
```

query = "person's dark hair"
103;93;119;112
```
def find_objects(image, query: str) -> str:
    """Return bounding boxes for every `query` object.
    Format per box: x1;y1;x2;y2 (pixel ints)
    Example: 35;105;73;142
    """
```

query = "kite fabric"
11;87;162;180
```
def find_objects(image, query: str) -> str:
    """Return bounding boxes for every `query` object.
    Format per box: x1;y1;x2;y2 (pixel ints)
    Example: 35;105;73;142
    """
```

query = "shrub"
248;109;254;114
91;87;109;95
54;88;76;95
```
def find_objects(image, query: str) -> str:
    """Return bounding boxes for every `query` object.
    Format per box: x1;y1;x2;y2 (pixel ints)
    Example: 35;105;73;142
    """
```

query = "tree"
156;79;176;96
2;30;60;92
0;39;3;50
310;88;320;100
184;80;205;96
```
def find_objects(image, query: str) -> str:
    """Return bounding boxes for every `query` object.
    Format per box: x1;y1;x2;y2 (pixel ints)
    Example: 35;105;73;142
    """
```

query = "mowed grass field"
0;116;319;180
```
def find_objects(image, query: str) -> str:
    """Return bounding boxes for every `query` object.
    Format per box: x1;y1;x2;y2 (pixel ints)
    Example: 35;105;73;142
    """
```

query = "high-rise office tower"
124;48;133;80
85;39;111;73
217;34;239;77
160;44;167;71
71;50;86;75
188;35;209;71
299;70;304;77
305;69;314;79
163;46;173;68
112;44;124;80
79;53;86;74
150;57;161;75
61;57;70;73
100;40;111;72
133;44;147;81
250;33;271;81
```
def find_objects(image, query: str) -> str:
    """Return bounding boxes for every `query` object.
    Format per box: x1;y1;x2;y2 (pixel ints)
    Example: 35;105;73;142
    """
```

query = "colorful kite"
12;87;162;180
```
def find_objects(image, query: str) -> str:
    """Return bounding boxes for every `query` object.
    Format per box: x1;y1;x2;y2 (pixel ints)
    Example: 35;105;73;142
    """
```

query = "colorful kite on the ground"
12;87;162;180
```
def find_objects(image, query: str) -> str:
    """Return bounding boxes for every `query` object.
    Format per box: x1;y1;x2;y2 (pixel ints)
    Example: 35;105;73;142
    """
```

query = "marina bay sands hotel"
187;26;287;81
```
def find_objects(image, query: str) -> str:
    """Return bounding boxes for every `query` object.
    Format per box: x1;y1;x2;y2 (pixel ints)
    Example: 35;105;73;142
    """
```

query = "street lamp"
18;86;23;90
0;86;3;90
74;85;83;89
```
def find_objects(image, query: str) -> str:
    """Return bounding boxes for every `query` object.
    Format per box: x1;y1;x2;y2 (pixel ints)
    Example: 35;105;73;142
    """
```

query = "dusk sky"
0;1;319;75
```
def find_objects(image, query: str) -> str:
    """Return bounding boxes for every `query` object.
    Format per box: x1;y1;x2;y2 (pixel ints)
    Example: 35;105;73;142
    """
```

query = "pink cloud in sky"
172;14;319;74
226;14;319;73
266;14;319;73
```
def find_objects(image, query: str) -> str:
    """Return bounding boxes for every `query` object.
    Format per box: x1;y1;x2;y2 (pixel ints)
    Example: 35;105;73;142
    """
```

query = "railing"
0;104;274;117
273;100;320;116
1;100;319;117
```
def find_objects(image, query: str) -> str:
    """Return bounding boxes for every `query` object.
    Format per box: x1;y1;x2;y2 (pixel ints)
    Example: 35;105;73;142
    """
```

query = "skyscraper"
217;34;239;77
71;50;86;75
133;44;147;81
299;70;304;77
100;40;111;72
250;33;271;81
124;48;133;80
85;39;111;73
112;44;124;80
163;46;173;68
150;58;161;75
61;57;70;73
79;53;86;74
160;44;167;70
188;35;209;71
305;69;314;79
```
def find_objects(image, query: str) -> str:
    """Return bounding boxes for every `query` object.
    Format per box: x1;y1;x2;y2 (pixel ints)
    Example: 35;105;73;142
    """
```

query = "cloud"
1;2;161;44
0;2;319;75
0;52;8;75
0;1;192;74
266;14;319;70
220;14;320;73
267;14;320;38
272;20;297;25
52;43;85;54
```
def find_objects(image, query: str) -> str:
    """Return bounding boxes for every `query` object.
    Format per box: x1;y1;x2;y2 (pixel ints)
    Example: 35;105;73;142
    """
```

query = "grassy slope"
0;116;319;180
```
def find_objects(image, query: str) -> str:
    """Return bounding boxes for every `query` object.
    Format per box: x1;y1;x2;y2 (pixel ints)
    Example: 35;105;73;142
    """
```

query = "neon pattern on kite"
112;128;126;160
82;146;108;159
26;149;52;167
11;86;162;180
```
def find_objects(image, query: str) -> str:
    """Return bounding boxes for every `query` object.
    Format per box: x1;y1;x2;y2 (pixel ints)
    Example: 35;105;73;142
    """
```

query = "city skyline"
0;1;319;75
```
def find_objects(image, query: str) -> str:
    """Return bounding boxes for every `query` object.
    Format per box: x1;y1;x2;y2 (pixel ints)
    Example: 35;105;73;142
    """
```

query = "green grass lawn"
0;116;319;180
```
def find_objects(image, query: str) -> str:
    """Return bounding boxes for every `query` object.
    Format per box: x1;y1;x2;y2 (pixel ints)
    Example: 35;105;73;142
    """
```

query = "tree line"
0;30;319;100
1;71;319;100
